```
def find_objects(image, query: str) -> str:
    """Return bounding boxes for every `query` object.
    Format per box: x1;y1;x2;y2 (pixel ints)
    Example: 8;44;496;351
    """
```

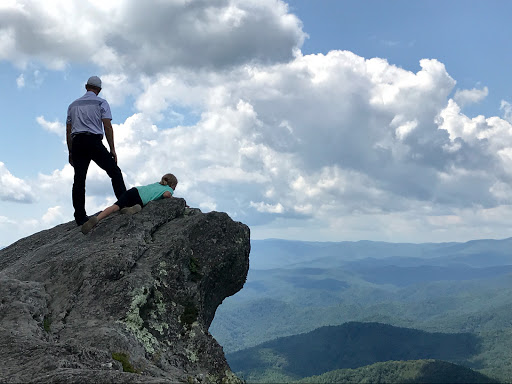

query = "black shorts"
115;187;143;209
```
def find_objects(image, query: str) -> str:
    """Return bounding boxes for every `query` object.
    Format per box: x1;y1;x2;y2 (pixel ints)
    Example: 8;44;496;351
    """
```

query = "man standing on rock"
66;76;126;226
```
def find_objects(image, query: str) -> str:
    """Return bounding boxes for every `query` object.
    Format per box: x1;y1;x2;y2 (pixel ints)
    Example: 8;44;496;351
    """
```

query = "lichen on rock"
122;285;164;353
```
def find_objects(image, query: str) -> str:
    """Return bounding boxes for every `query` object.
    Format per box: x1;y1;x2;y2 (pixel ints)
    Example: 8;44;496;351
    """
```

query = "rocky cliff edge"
0;198;250;383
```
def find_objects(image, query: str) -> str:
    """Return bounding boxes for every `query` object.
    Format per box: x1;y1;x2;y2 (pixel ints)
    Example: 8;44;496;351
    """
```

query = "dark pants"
115;187;143;209
72;134;126;222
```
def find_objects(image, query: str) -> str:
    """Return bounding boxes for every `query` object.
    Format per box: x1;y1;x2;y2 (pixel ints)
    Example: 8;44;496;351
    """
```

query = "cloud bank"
2;0;512;244
32;50;512;242
0;0;305;72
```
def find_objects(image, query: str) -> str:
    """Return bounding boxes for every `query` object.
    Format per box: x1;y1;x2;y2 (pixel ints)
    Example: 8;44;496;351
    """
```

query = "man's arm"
66;122;73;166
103;118;117;163
163;191;173;198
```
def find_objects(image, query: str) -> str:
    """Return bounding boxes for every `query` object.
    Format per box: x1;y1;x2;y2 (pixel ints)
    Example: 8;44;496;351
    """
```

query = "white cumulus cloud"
0;162;34;203
16;73;24;88
453;86;488;106
42;205;65;226
37;116;64;135
500;100;512;123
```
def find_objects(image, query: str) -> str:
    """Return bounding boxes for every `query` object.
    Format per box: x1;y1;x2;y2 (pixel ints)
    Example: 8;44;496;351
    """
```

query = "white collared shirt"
66;91;112;136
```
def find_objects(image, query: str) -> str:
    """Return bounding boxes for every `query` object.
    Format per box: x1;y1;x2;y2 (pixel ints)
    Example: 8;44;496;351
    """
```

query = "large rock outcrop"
0;198;250;383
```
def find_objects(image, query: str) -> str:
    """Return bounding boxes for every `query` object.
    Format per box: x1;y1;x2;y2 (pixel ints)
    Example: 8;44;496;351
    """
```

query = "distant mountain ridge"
249;237;512;269
345;264;512;286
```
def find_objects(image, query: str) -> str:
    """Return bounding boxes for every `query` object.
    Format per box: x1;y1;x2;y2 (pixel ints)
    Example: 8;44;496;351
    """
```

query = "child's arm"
163;191;172;198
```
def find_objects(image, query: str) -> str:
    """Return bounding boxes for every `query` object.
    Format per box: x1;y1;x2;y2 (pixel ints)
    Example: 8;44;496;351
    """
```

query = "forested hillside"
298;360;498;384
210;238;512;382
227;322;483;381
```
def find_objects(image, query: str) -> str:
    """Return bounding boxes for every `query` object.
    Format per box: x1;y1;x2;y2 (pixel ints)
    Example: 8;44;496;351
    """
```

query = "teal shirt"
136;183;174;206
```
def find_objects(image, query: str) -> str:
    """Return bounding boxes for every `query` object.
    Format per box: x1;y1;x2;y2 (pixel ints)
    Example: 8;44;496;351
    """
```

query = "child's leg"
97;204;120;221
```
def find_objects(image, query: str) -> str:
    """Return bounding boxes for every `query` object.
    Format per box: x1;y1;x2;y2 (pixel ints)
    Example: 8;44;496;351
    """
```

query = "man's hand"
66;123;73;167
103;118;118;164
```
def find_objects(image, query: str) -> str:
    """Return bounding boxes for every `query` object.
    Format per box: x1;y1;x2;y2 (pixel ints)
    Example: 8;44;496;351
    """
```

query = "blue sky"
2;0;512;247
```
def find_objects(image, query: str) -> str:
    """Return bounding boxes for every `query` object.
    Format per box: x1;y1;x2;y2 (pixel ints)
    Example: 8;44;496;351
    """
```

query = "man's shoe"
76;216;89;226
120;204;142;215
81;216;99;234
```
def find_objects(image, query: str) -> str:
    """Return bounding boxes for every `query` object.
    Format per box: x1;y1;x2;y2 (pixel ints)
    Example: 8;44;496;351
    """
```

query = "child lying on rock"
81;173;178;234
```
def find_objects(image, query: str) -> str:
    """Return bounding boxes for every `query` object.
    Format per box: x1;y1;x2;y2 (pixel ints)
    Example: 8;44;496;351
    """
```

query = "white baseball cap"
86;76;102;88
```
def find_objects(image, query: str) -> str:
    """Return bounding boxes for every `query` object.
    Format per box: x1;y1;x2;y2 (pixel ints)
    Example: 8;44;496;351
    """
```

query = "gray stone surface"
0;198;250;383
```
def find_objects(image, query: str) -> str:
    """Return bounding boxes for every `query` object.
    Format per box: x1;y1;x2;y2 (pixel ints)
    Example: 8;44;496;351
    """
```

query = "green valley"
210;238;512;382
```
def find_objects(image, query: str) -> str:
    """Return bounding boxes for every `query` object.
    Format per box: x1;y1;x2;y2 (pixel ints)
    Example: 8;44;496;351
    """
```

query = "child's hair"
160;173;178;189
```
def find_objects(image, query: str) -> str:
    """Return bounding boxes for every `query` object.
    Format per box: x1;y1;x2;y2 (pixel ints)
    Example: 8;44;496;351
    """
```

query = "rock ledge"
0;198;250;383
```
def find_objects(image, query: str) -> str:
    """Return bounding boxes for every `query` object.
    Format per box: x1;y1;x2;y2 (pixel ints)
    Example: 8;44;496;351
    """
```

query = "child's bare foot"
81;216;99;234
120;204;142;215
